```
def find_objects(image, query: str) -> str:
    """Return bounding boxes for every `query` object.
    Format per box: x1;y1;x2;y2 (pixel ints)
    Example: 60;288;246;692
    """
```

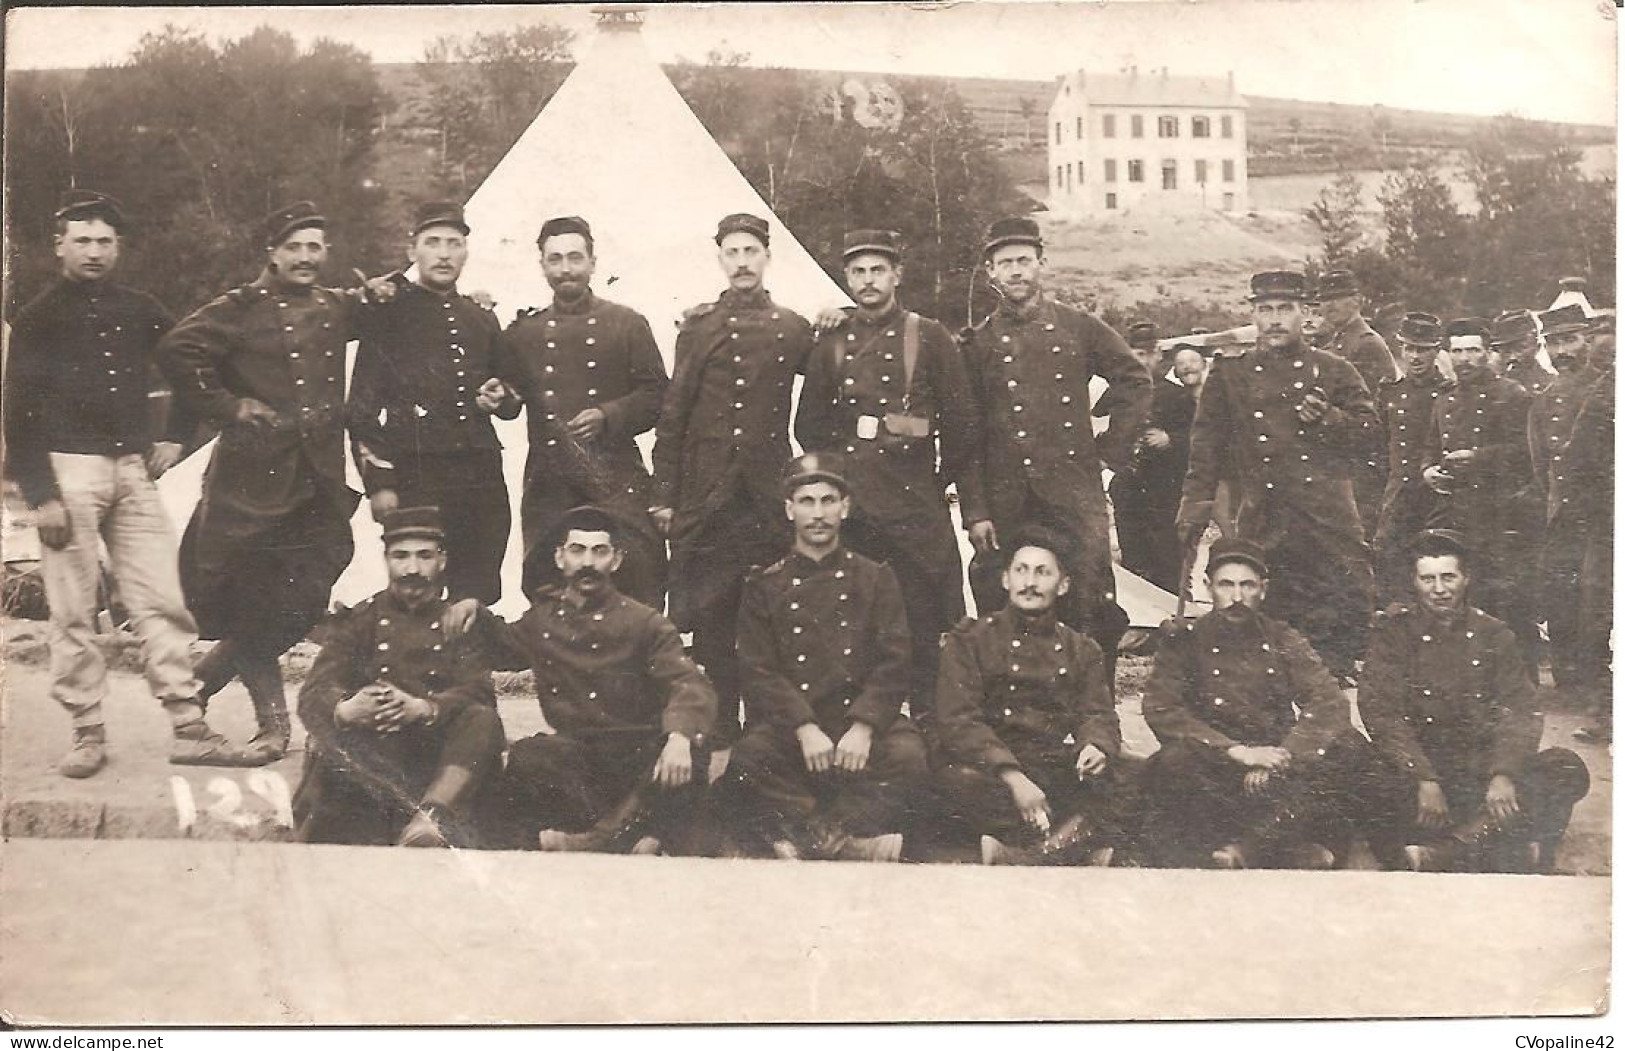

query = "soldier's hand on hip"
1416;780;1450;830
1075;743;1108;778
795;723;836;774
1243;768;1273;796
1000;770;1050;832
369;489;400;522
1422;465;1453;495
649;507;674;537
565;407;607;442
834;721;874;773
1485;774;1520;826
443;598;482;638
1295;386;1330;424
475;378;511;414
232;397;280;431
144;441;183;479
653;733;693;788
968;519;998;554
1141;427;1171;451
34;499;72;550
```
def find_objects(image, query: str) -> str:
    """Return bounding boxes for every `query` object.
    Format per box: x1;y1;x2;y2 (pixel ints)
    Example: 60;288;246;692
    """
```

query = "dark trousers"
935;749;1137;851
501;729;711;850
1262;529;1373;680
1349;747;1590;873
1143;733;1368;867
392;451;509;606
293;702;506;847
723;718;930;846
840;512;963;728
1111;474;1160;587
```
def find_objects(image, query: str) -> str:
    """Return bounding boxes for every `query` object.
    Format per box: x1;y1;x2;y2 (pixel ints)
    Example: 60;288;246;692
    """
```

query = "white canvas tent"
160;6;1180;628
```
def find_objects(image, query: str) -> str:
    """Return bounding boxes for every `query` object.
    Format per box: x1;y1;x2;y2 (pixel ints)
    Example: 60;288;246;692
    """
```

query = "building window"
1066;164;1074;192
1055;121;1062;145
1056;166;1064;189
1223;159;1236;182
1076;116;1083;140
1106;193;1118;210
1158;115;1179;138
1162;160;1177;190
1195;159;1208;185
1222;115;1234;139
1104;158;1117;183
1103;114;1116;138
1128;159;1144;183
1193;116;1211;138
1131;114;1144;138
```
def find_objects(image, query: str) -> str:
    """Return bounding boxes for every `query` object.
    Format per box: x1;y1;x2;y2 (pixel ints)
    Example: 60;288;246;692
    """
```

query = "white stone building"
1047;67;1249;215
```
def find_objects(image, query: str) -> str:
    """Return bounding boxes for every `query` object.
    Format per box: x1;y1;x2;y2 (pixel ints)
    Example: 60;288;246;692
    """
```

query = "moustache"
569;567;607;583
1017;587;1041;597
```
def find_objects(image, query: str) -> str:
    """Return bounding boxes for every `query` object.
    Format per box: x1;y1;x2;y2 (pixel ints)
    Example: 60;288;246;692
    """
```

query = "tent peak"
591;4;647;31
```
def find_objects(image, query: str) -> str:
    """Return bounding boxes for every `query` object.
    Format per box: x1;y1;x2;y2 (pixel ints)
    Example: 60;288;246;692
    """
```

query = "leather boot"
240;653;291;763
166;701;259;767
58;724;108;779
538;784;649;853
982;815;1097;867
801;817;904;863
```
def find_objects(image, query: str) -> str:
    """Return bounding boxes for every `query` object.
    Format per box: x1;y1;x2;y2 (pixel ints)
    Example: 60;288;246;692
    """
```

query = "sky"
3;0;1618;127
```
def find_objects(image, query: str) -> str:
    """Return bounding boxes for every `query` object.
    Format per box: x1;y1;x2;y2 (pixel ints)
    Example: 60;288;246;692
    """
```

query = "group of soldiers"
5;187;1606;871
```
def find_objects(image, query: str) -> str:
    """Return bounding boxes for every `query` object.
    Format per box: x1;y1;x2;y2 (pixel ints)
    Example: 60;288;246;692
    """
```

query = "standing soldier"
795;229;980;726
159;202;369;761
293;508;505;847
1096;323;1167;591
1491;309;1552;395
1526;304;1595;694
1373;312;1451;603
650;214;813;743
722;454;929;862
1177;271;1381;681
497;215;669;606
1355;530;1589;872
1313;269;1399;539
1421;318;1537;677
1562;316;1614;743
348;200;518;605
4;190;247;773
934;529;1125;866
961;216;1152;669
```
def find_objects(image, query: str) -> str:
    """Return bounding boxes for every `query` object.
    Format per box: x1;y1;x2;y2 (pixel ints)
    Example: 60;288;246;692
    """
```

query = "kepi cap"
1538;303;1589;337
1316;269;1360;300
1444;317;1491;344
55;190;125;229
412;199;469;237
261;201;326;247
1396;311;1444;347
380;506;445;546
715;213;770;247
1247;271;1309;303
1126;320;1158;349
983;216;1043;256
841;228;902;262
782;452;850;496
537;215;592;248
1207;537;1270;577
1409;528;1470;563
1489;310;1537;347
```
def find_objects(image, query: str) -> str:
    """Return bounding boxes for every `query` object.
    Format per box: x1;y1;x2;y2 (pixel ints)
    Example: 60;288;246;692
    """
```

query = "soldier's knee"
504;732;576;778
879;727;929;777
1530;747;1591;805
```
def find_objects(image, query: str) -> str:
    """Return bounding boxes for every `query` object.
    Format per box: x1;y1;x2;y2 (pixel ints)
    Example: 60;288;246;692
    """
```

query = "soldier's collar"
380;585;447;615
853;302;904;328
550;289;597;316
1007;607;1059;635
561;581;620;611
719;286;771;310
789;545;846;571
252;268;318;298
995;293;1051;324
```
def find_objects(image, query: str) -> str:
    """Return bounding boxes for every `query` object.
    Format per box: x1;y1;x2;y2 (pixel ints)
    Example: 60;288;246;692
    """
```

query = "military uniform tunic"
497;292;669;604
727;547;928;840
1318;314;1398;539
1373;371;1450;599
650;286;812;735
1178;338;1381;676
1141;605;1358;862
348;280;515;603
796;303;981;713
1354;602;1588;867
159;272;364;644
293;589;504;845
960;296;1151;633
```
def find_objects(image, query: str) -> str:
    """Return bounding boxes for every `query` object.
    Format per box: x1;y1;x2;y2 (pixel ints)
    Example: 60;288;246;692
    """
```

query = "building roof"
1057;69;1247;110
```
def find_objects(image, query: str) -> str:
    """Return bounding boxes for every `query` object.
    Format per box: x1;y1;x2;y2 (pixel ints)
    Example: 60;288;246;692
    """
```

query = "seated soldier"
293;507;506;847
722;453;929;862
1354;529;1590;873
1142;538;1363;869
463;505;716;854
934;528;1125;866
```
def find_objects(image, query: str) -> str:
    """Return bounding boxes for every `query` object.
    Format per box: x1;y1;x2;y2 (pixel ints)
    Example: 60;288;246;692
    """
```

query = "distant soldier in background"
1490;309;1551;395
1563;315;1614;743
1373;312;1451;603
1421;318;1538;678
1096;319;1167;593
497;215;669;607
651;214;812;744
1526;304;1596;694
348;200;518;606
5;190;245;774
1313;269;1398;539
796;229;980;726
1177;271;1380;680
961;216;1152;675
